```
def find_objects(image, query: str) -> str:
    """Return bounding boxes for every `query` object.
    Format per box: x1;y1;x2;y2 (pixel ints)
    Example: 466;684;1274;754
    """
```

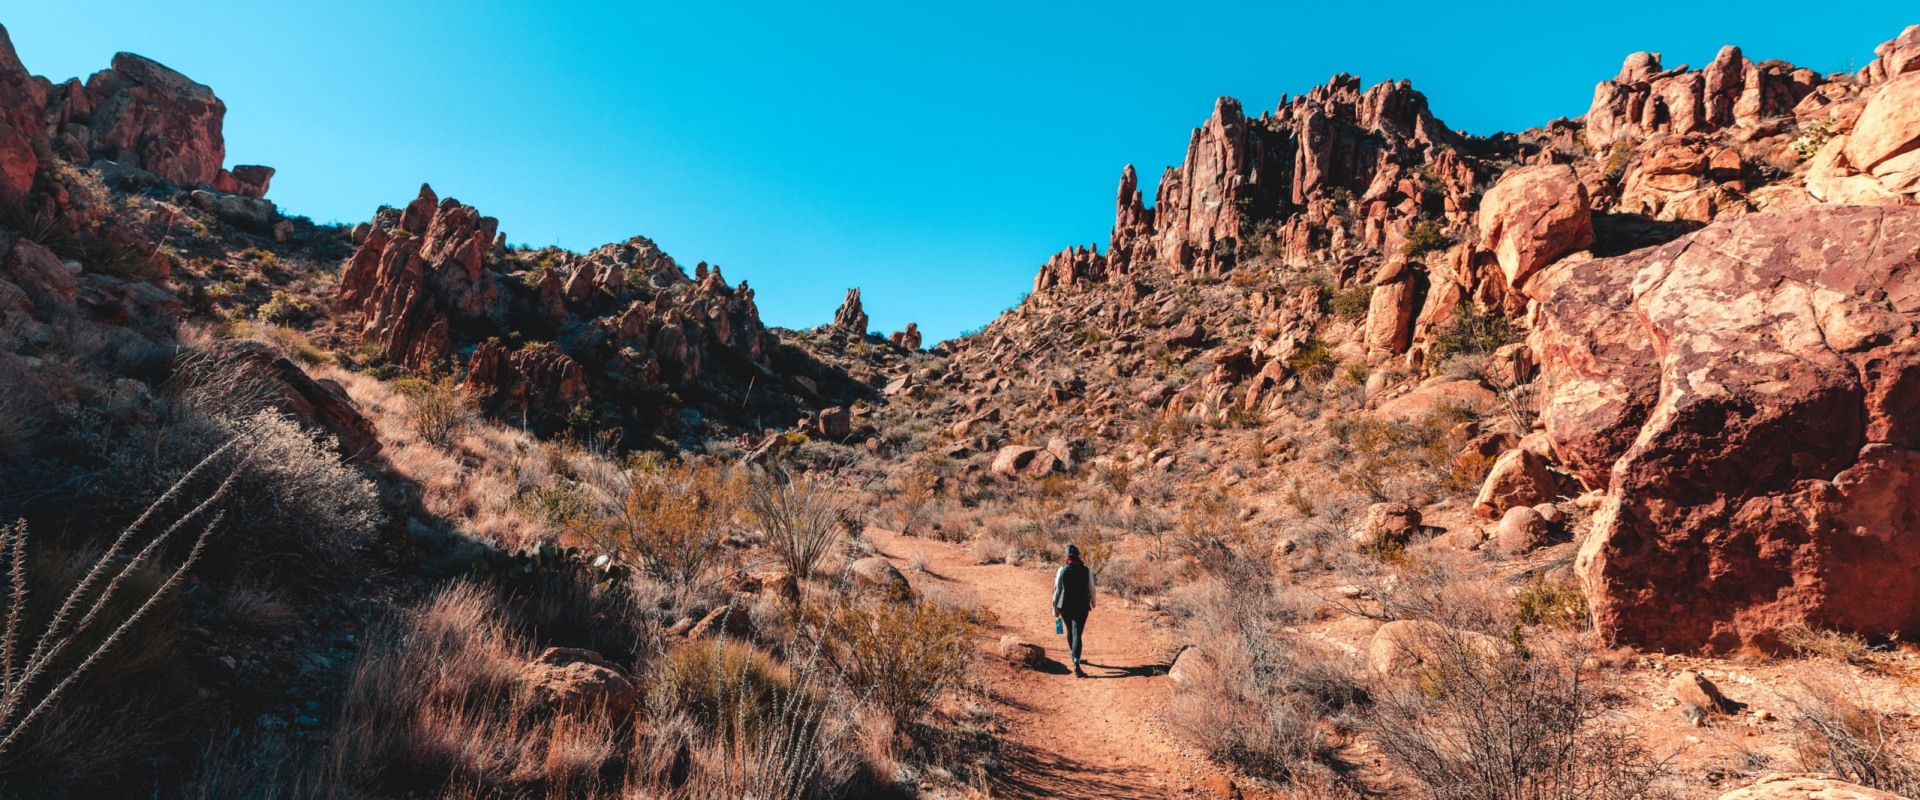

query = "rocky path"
862;528;1235;799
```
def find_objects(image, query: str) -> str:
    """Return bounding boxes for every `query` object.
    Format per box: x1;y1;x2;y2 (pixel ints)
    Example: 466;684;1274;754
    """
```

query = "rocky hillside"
887;25;1920;654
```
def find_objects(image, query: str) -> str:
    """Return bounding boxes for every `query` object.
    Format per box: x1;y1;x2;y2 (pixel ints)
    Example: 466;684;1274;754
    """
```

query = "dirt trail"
863;528;1234;799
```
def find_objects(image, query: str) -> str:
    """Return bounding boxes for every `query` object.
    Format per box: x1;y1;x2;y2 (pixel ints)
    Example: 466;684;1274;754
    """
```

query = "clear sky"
7;3;1913;341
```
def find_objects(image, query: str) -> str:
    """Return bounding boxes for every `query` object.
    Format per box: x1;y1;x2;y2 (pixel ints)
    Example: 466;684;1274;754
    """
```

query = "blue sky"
7;3;1913;341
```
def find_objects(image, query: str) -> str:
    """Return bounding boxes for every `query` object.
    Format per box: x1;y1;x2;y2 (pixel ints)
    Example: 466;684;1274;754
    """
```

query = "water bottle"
1055;618;1064;635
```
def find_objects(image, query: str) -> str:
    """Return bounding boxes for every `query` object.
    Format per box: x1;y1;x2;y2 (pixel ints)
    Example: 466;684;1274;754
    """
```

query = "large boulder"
223;341;381;460
1533;205;1920;652
850;556;912;600
991;444;1065;480
520;647;635;718
1472;447;1563;519
1842;73;1920;197
1476;163;1593;292
81;53;228;186
1717;774;1908;800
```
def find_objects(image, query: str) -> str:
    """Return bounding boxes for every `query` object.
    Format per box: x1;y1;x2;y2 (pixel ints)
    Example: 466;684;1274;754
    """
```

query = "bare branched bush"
1781;670;1920;795
1364;628;1673;800
749;470;853;585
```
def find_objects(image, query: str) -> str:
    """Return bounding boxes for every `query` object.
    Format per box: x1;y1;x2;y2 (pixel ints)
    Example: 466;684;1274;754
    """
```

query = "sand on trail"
863;527;1245;799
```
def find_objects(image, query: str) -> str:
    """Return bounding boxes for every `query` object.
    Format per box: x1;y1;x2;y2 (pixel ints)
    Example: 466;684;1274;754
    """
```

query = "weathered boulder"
1494;505;1549;555
991;444;1065;480
223;341;381;460
464;340;588;424
1353;502;1421;550
999;635;1047;670
1534;205;1920;652
1476;164;1593;292
850;556;912;599
1367;620;1506;679
2;240;76;306
1472;447;1562;519
79;53;228;186
889;322;922;350
1669;669;1731;725
521;647;635;718
1717;773;1907;800
688;603;751;640
812;406;851;440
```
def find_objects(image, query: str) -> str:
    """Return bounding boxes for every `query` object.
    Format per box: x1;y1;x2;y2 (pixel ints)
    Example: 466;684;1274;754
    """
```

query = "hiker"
1052;544;1095;678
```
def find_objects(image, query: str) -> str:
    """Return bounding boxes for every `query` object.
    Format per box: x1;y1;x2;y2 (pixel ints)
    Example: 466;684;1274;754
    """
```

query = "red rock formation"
1860;24;1920;84
465;340;588;421
1584;47;1819;150
1034;74;1476;291
889;322;922;350
67;53;229;186
1475;163;1593;292
1033;244;1105;292
833;287;868;335
224;341;381;459
336;184;502;369
0;25;44;217
1533;205;1920;652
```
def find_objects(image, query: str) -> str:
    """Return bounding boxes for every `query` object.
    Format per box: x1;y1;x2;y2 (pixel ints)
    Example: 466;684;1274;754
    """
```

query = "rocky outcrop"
464;340;588;422
1534;205;1920;652
1032;75;1478;289
0;26;45;217
1476;164;1592;292
56;53;228;187
889;322;922;350
224;341;381;460
337;185;502;369
1585;47;1820;149
520;647;635;718
832;288;868;335
1717;774;1907;800
1860;25;1920;84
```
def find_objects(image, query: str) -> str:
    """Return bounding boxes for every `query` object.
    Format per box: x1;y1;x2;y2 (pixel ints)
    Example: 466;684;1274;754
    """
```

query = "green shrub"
255;290;314;324
1402;219;1454;259
1330;284;1374;321
1429;307;1521;365
1603;141;1635;180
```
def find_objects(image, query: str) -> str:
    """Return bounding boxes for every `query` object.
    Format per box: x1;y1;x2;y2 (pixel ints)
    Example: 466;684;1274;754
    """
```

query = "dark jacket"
1053;562;1094;615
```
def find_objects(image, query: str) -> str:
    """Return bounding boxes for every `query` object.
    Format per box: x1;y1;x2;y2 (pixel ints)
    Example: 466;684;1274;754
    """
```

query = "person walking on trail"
1053;544;1095;678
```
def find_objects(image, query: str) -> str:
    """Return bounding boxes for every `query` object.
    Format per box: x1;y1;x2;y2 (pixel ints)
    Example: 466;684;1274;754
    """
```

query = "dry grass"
804;597;977;730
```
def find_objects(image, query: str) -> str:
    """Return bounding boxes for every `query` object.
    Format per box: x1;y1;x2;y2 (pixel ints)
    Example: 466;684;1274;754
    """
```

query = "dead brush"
1364;627;1676;800
1779;669;1920;795
800;596;976;731
747;468;853;585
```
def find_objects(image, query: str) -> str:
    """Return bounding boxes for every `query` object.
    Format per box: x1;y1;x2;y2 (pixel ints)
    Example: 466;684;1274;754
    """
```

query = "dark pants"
1060;610;1088;663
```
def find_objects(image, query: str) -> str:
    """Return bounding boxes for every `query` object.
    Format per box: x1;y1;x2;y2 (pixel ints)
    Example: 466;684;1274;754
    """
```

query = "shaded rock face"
1533;205;1920;652
222;341;381;461
59;53;228;187
336;185;778;437
889;322;922;351
1585;46;1820;149
0;26;46;217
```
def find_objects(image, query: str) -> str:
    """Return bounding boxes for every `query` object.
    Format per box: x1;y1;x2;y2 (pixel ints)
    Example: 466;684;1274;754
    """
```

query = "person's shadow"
1077;661;1162;679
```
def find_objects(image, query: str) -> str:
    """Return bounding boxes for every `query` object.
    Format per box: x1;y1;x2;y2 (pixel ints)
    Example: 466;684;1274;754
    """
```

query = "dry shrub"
1173;494;1269;581
1781;670;1920;795
1168;580;1355;784
804;598;976;729
576;459;746;592
395;375;476;449
1364;628;1673;800
0;437;248;795
1514;572;1589;630
1780;623;1880;666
